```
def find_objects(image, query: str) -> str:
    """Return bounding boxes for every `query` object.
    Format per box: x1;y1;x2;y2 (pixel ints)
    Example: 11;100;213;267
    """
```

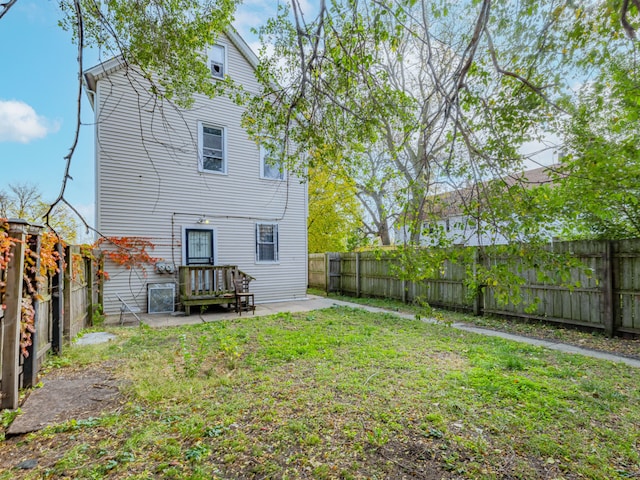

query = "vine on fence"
21;231;63;356
0;219;15;273
0;219;16;311
2;218;158;356
1;219;63;356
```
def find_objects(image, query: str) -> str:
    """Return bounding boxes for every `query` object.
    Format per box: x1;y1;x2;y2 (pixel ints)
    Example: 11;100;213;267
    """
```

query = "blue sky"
0;0;284;230
0;0;554;234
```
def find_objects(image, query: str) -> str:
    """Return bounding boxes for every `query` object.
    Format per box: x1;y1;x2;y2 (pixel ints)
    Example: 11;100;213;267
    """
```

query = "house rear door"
185;229;214;265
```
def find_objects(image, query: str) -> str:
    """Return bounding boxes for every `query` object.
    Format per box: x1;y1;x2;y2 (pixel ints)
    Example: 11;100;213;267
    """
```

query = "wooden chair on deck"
234;277;255;315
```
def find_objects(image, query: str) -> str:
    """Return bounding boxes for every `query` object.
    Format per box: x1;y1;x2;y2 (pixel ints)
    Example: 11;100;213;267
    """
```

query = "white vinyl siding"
198;122;226;174
209;44;226;79
92;33;307;315
256;223;278;262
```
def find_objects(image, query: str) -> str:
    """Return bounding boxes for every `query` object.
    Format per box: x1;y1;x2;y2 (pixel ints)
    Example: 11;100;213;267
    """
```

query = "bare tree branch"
456;0;491;91
621;0;638;39
484;29;568;114
0;0;18;21
44;0;84;233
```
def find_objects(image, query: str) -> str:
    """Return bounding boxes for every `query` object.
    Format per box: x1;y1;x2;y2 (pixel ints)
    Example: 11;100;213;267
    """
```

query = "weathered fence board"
328;253;341;293
311;238;640;337
308;254;326;290
1;221;28;409
615;240;640;333
22;228;43;388
64;246;92;341
36;280;53;364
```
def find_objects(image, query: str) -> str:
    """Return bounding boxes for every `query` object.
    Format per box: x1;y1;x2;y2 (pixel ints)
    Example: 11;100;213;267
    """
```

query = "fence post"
355;252;360;298
327;253;341;294
97;253;104;315
63;245;73;341
601;241;614;337
51;242;65;354
473;248;483;316
1;220;27;409
86;255;94;326
22;224;43;389
325;253;330;295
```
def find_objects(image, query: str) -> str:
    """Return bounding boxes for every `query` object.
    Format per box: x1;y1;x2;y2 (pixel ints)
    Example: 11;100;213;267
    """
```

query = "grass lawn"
1;305;639;479
314;290;640;359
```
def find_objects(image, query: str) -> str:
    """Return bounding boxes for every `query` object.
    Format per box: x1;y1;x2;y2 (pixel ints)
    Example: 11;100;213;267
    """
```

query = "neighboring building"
84;31;308;315
398;166;559;247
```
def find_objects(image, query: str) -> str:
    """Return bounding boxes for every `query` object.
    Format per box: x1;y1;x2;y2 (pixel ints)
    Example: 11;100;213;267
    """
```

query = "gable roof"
424;165;560;219
83;28;258;107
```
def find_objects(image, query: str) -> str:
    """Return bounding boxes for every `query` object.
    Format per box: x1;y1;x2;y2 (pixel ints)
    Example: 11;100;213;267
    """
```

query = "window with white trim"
209;44;226;79
260;144;285;180
198;122;226;173
256;223;279;262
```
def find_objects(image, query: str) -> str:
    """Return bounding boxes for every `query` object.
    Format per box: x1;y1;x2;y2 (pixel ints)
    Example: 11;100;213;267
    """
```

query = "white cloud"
0;100;60;143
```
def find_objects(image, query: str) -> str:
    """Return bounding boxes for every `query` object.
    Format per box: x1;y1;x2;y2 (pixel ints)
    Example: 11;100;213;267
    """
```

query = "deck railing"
178;265;254;315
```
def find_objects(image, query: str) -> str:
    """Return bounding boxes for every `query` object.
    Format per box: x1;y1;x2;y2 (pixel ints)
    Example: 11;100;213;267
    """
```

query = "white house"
84;31;308;315
396;166;560;247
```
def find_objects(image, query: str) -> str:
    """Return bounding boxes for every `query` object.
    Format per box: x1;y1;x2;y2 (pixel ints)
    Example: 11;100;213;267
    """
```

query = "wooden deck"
178;265;254;315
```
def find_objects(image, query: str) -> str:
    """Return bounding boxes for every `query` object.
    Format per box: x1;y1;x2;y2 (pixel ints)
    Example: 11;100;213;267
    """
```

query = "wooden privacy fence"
309;238;640;337
0;220;100;409
308;253;342;293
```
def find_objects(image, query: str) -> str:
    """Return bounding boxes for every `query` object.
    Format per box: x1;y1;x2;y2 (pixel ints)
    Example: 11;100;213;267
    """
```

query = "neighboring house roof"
424;165;560;219
500;165;558;188
83;28;258;106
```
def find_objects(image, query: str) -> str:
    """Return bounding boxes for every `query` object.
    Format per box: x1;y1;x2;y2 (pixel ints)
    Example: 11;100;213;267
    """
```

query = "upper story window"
209;44;226;79
198;121;226;174
260;144;285;180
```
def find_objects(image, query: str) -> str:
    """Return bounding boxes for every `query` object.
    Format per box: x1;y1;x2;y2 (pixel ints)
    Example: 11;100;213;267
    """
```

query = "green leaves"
556;56;640;240
249;0;627;248
60;0;239;107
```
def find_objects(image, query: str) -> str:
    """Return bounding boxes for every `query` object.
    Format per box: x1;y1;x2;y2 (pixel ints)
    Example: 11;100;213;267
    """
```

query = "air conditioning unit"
147;283;176;314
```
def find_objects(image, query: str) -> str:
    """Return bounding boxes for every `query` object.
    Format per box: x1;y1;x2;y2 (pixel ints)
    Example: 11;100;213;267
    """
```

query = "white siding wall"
94;36;307;314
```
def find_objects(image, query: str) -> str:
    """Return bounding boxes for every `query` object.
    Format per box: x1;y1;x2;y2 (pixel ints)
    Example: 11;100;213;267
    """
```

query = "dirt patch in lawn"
1;362;125;467
7;363;123;436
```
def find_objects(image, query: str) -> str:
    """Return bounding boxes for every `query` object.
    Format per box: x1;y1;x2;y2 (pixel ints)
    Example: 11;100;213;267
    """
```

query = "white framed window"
256;223;279;262
260;144;285;180
209;44;226;79
198;121;226;174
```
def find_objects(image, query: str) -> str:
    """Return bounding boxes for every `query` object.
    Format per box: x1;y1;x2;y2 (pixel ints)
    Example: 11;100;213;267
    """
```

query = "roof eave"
83;56;125;109
225;28;259;71
82;29;260;109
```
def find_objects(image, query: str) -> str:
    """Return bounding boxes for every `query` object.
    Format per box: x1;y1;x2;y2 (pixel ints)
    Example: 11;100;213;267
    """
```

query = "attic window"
209;44;225;79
